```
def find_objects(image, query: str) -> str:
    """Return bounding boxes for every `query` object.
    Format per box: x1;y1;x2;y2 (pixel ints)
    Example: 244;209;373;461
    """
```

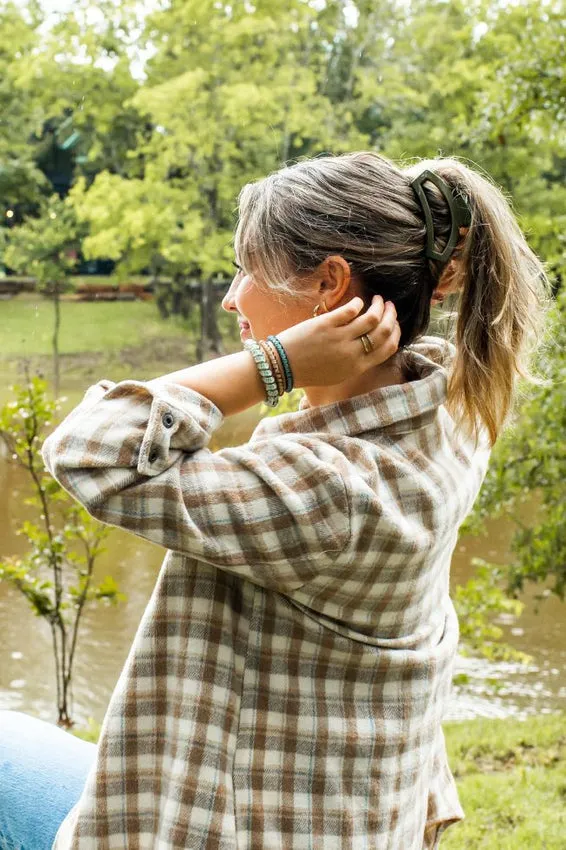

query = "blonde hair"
234;151;554;449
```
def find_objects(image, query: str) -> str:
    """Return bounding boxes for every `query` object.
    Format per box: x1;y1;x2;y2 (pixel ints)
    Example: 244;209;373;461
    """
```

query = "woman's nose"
221;291;234;313
221;275;241;313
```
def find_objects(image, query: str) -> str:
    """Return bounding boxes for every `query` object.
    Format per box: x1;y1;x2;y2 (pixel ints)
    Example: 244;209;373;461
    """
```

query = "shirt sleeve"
40;378;351;594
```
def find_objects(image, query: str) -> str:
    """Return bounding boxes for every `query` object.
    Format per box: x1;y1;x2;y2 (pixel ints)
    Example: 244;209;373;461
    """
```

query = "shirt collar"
250;335;456;439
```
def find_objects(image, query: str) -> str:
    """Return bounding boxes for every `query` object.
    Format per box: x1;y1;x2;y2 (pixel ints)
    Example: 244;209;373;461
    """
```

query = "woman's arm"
147;350;267;418
40;299;402;592
147;294;399;416
40;378;351;595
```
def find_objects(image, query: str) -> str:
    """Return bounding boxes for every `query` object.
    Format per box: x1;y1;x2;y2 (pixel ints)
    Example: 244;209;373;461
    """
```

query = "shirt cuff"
42;378;225;484
122;379;224;477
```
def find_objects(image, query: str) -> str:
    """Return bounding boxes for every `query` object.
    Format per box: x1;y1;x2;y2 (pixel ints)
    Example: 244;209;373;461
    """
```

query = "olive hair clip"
410;169;472;263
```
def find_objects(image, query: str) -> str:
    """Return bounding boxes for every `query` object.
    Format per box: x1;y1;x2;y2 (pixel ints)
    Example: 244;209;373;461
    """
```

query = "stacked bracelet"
267;335;294;393
259;340;286;397
243;335;295;407
243;339;280;407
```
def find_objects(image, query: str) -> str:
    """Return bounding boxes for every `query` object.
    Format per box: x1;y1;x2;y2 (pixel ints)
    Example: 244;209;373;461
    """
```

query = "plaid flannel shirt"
41;335;492;850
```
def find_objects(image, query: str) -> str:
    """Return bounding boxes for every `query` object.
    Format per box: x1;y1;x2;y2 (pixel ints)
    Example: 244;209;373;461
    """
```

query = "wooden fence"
0;277;230;301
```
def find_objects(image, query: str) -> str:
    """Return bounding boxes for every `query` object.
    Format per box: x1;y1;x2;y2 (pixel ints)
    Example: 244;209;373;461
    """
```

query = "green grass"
0;293;242;409
71;713;566;848
0;296;190;356
442;713;566;848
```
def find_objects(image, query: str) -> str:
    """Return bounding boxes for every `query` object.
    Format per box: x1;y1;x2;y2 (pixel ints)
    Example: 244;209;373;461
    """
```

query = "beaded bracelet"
266;340;287;397
259;339;286;397
243;339;280;407
267;335;294;393
258;340;281;396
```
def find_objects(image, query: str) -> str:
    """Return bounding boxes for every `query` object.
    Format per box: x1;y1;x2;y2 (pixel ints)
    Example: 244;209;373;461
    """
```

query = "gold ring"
360;333;374;354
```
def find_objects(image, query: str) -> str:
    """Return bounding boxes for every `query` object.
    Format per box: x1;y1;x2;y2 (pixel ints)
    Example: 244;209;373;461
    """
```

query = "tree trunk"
52;283;61;398
196;277;225;362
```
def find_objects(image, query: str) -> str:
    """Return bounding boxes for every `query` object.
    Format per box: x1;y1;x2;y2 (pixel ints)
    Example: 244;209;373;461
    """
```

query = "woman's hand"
276;295;401;388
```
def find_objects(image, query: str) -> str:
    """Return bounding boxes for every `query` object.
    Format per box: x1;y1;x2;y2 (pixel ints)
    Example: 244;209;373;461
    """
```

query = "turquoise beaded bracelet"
267;335;294;393
244;339;280;407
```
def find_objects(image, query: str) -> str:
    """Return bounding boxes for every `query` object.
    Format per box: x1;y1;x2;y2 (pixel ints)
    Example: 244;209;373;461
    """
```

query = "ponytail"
405;157;554;451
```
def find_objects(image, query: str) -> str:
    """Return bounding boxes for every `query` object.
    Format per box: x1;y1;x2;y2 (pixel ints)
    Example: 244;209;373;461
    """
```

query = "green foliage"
461;288;566;599
69;174;202;280
3;0;564;279
4;0;564;305
453;558;531;664
0;1;49;210
0;0;133;219
4;194;82;289
372;0;566;272
0;373;125;726
68;0;368;287
259;387;305;418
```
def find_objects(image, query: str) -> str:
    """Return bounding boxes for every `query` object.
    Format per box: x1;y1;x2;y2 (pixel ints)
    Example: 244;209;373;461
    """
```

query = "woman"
0;151;550;849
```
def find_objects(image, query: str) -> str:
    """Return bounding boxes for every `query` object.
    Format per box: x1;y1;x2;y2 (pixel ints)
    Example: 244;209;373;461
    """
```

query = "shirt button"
162;412;174;428
149;450;158;463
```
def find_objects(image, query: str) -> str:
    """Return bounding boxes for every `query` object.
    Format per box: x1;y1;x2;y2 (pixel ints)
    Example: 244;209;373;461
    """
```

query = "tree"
11;0;146;182
358;0;566;278
68;0;371;358
460;286;566;601
0;0;148;261
0;1;50;221
4;194;84;396
0;373;125;726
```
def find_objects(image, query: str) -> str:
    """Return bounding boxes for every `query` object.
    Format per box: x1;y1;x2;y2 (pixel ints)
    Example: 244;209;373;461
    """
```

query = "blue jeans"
0;711;97;850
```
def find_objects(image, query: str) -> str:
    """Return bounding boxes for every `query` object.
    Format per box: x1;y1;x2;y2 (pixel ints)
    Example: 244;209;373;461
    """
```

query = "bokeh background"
1;1;564;846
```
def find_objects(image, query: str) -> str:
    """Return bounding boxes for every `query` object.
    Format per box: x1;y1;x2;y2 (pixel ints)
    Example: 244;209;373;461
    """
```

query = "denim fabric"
0;711;96;850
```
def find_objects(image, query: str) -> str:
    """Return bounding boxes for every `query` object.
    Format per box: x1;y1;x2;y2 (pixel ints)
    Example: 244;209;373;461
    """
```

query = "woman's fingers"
331;294;388;327
363;300;401;364
354;298;398;342
367;294;386;325
327;295;400;352
331;296;366;326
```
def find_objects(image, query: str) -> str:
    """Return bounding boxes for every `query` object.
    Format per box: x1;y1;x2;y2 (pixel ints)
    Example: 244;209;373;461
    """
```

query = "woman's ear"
319;255;354;307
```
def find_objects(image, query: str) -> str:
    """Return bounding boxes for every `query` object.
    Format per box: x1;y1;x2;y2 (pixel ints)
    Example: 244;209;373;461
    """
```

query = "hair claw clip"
410;169;472;263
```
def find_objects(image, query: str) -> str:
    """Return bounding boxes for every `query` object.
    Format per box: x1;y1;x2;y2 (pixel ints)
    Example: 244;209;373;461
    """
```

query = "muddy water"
0;405;564;726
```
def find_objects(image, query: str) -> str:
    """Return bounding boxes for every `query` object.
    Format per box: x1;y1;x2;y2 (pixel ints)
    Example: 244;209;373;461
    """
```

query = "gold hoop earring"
313;300;329;317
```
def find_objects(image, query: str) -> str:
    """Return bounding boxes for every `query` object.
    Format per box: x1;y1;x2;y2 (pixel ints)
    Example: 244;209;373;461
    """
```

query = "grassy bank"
73;713;565;848
442;713;565;848
0;293;241;409
0;296;188;357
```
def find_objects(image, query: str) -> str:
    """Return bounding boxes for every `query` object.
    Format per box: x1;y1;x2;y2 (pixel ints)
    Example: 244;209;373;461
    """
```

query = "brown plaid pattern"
41;335;492;849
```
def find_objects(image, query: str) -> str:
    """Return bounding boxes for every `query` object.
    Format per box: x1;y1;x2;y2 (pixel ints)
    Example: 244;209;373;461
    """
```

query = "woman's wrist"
148;333;296;417
148;349;267;418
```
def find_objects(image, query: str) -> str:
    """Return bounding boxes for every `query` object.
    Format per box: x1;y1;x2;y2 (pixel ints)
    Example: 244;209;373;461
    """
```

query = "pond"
0;402;564;727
